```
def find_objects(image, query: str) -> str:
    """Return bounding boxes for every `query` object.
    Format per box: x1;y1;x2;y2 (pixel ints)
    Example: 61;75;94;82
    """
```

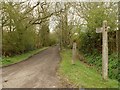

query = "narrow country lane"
1;46;64;88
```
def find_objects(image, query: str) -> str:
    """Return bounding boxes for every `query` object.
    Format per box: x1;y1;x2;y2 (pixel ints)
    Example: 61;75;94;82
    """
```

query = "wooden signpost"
96;20;109;80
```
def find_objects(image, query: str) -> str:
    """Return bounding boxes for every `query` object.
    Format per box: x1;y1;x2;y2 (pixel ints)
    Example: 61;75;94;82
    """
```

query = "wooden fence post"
72;42;77;65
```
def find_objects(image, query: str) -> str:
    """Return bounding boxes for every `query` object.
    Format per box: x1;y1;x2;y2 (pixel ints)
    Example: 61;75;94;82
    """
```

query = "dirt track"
2;46;64;88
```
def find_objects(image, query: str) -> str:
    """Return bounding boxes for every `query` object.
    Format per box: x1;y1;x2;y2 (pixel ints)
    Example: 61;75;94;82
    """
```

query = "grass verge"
58;49;118;88
1;47;48;67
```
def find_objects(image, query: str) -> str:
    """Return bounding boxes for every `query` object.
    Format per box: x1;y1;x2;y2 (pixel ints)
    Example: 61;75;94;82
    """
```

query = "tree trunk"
116;30;118;56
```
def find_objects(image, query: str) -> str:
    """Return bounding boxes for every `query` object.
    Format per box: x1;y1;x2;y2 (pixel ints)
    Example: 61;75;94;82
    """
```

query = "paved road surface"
2;46;64;88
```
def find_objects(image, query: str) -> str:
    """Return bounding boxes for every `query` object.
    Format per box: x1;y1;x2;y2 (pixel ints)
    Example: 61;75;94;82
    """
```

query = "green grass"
1;47;48;67
58;49;119;88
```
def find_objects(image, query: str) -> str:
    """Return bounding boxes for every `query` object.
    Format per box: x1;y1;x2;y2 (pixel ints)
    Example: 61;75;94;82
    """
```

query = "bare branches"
31;8;64;25
24;2;40;15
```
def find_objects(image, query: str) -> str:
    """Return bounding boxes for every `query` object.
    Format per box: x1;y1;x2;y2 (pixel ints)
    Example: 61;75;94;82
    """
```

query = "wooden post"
102;20;108;80
96;20;108;80
72;42;77;65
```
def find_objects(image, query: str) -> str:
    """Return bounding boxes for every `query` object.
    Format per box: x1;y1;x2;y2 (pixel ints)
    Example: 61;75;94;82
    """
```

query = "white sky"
49;15;59;32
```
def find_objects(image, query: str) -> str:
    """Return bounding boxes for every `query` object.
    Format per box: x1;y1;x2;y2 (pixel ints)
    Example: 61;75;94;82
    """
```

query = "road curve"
2;46;63;88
